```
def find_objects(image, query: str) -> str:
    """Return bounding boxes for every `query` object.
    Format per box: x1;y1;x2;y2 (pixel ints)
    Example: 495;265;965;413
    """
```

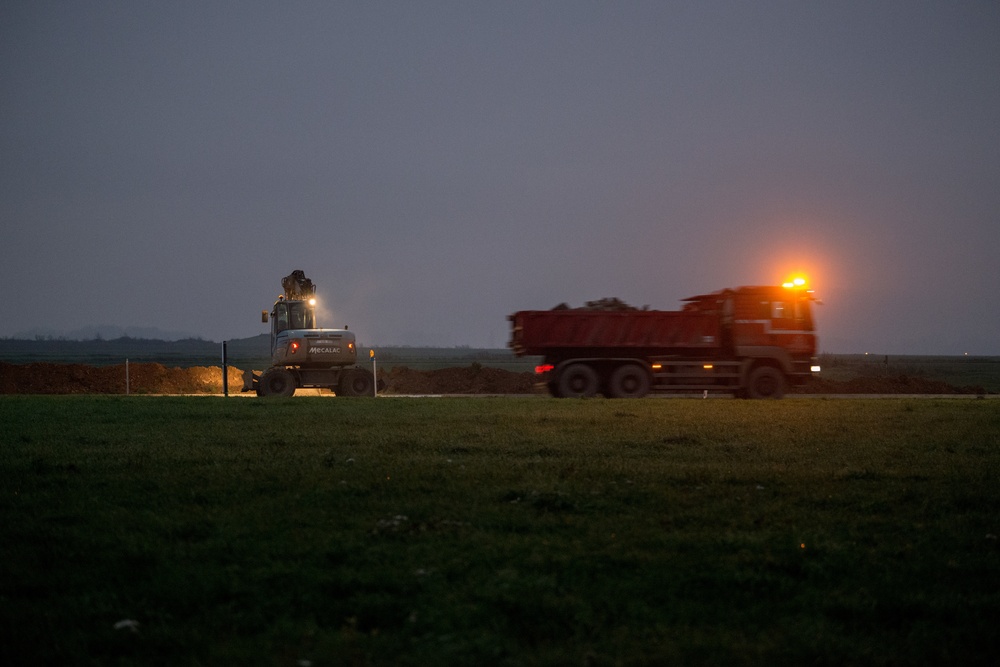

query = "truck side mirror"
261;311;269;323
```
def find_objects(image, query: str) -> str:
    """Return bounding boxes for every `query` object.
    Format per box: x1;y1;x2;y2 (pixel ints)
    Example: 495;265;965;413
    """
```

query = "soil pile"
0;362;245;395
385;364;536;395
0;361;535;395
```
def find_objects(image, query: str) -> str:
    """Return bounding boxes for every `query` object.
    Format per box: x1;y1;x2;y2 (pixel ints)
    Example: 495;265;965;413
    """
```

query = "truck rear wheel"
557;363;599;398
259;368;296;397
338;368;375;397
747;366;785;399
608;364;651;398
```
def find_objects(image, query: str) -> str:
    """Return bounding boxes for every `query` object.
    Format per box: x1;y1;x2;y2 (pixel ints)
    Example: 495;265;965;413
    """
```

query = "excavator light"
289;340;301;354
308;298;317;307
703;364;714;370
811;365;821;373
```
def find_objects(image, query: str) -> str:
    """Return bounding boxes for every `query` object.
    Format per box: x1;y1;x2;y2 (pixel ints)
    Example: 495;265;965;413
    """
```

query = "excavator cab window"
272;303;287;333
290;304;307;329
273;302;315;334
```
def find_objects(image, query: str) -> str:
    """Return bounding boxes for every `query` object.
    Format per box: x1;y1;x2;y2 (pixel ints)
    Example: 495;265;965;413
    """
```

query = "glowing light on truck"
782;276;808;288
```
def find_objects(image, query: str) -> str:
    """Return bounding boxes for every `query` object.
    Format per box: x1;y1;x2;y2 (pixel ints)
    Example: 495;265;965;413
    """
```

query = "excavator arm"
281;270;316;301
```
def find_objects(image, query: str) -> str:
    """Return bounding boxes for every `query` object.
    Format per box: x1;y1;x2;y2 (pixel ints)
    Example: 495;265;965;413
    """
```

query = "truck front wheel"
557;363;599;398
747;366;785;399
607;364;651;398
259;368;296;397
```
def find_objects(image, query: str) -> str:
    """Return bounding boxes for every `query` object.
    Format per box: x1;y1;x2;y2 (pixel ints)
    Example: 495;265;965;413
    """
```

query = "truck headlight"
810;365;821;373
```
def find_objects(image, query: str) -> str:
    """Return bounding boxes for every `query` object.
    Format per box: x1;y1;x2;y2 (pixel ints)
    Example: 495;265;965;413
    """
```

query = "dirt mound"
384;364;537;395
0;362;245;395
0;361;534;395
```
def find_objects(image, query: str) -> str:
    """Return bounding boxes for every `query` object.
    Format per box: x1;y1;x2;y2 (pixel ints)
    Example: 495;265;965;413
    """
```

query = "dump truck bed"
509;310;723;356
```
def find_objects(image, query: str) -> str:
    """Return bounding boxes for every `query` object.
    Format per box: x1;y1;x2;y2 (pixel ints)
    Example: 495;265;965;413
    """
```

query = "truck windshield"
766;299;813;330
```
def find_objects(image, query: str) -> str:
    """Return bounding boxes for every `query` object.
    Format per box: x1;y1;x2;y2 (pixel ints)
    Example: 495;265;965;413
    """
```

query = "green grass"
2;396;999;665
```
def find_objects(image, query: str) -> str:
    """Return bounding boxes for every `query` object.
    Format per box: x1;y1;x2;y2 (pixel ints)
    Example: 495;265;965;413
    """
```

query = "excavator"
243;270;379;397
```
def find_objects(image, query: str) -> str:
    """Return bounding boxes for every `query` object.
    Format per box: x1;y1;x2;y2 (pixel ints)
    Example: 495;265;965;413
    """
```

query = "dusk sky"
2;1;998;353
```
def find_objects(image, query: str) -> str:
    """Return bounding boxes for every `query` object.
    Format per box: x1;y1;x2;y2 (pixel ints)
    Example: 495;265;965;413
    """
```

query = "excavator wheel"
259;368;296;397
338;368;375;397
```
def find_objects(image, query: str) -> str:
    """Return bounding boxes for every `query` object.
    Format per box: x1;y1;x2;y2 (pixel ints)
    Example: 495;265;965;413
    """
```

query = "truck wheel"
747;366;785;399
259;368;296;397
557;363;599;398
339;368;374;397
608;364;651;398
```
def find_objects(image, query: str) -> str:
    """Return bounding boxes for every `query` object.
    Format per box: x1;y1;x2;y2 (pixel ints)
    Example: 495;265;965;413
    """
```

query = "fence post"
222;341;229;397
125;358;130;395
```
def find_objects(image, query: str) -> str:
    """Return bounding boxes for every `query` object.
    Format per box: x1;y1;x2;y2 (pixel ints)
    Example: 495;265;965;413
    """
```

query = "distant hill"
13;325;200;341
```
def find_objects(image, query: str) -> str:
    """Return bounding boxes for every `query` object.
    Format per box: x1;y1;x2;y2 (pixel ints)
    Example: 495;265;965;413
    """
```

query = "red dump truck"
509;283;820;399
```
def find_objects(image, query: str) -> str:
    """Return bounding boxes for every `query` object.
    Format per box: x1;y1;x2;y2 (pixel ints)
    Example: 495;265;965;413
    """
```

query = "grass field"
2;396;999;665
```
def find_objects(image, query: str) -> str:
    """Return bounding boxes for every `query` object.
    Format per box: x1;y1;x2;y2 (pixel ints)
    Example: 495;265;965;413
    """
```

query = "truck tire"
259;368;296;397
557;363;599;398
339;368;375;397
747;366;785;399
608;364;651;399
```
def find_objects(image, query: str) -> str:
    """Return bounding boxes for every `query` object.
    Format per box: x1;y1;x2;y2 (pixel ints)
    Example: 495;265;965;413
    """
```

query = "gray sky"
3;1;998;353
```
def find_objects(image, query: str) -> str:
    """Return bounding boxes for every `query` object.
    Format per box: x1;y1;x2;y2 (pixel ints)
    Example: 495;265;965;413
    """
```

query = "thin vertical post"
125;358;130;395
222;341;229;397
